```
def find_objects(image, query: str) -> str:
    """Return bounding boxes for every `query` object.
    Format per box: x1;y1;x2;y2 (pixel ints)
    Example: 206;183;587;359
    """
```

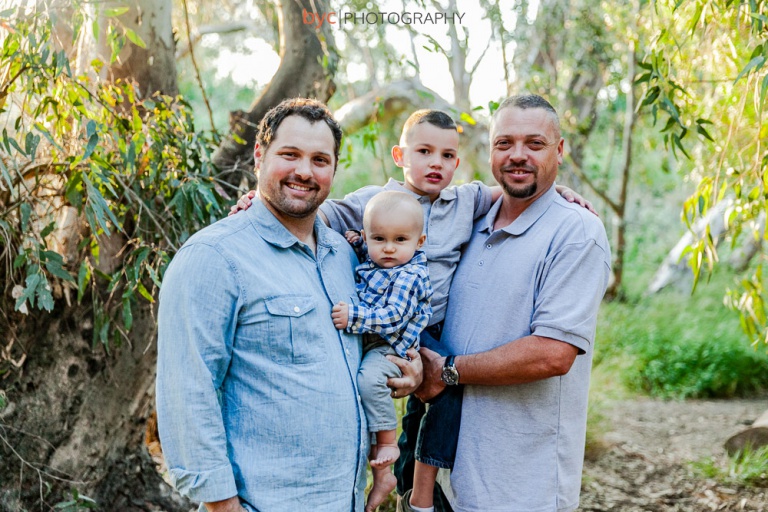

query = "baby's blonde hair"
363;191;424;233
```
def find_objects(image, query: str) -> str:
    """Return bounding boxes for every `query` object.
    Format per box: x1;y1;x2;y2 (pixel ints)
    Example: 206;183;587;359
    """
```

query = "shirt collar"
246;200;340;252
383;178;458;202
481;183;558;236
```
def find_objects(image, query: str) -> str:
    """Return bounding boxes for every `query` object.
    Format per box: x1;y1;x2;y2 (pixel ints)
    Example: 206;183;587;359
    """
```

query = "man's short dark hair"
494;94;561;135
256;98;343;167
400;109;457;144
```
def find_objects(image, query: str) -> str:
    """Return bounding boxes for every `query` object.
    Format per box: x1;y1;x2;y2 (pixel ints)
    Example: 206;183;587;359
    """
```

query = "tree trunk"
0;304;192;511
212;0;339;185
99;0;178;98
725;408;768;456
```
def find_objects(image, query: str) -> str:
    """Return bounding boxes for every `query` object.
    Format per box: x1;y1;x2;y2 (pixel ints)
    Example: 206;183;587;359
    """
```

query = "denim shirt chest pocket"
261;295;327;365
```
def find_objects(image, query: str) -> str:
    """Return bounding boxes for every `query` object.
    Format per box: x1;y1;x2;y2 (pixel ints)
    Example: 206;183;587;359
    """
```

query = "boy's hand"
555;185;597;216
228;190;258;216
332;302;349;329
345;230;362;245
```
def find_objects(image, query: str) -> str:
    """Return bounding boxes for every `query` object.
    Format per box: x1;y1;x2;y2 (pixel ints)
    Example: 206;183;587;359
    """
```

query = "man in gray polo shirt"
414;95;611;512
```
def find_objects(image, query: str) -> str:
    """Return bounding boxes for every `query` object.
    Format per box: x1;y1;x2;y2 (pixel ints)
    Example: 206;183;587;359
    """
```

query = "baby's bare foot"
365;468;397;512
370;444;400;468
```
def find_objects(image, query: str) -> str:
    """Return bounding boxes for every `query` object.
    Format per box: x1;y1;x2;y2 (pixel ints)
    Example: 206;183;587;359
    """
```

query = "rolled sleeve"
530;239;611;353
156;243;240;502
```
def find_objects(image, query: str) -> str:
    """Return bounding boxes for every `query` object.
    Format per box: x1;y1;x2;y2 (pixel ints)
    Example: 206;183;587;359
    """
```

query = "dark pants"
394;322;457;512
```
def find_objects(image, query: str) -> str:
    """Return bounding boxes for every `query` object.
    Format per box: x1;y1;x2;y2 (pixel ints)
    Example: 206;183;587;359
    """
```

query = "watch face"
442;366;459;386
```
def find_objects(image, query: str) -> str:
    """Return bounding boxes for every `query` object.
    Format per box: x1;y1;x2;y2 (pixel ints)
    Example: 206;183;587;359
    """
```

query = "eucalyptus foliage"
0;7;228;352
637;0;768;344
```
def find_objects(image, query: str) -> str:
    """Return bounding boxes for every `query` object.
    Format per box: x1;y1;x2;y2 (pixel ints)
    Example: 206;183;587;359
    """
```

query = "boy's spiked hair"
400;109;457;144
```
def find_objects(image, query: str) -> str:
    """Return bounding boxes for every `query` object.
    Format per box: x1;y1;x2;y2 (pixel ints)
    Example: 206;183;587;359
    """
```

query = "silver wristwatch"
441;355;460;386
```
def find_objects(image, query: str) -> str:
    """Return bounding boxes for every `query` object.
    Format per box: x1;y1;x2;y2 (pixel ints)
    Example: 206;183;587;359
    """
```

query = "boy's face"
363;209;426;268
392;122;460;201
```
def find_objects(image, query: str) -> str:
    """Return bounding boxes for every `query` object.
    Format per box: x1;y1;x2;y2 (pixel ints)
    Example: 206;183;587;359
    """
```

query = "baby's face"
364;210;425;268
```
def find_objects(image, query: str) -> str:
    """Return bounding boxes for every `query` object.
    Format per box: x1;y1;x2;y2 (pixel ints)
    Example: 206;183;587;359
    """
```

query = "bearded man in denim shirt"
156;98;423;512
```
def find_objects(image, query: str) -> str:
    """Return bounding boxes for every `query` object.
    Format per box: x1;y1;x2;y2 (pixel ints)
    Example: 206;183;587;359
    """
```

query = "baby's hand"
228;190;258;216
332;302;349;329
344;230;362;245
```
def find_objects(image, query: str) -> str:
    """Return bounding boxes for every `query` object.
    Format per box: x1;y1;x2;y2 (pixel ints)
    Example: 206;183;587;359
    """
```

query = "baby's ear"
360;229;366;241
417;233;426;248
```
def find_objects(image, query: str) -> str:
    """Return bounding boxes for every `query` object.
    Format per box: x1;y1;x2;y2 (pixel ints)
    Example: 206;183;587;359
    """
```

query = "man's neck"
494;196;532;230
264;204;318;253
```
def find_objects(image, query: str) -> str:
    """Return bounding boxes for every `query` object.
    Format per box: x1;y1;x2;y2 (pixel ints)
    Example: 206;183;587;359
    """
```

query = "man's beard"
501;179;537;199
261;179;326;218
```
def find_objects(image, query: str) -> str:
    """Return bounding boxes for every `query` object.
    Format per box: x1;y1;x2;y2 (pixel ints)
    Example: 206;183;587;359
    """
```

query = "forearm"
204;497;244;512
455;335;579;386
347;302;410;335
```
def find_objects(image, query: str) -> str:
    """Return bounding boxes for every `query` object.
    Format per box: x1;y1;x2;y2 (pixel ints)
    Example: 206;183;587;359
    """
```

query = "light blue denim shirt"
156;201;368;512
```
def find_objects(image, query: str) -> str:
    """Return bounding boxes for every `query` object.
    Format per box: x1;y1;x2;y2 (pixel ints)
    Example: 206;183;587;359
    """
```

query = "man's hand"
204;497;246;512
228;190;257;216
414;347;446;403
386;348;423;397
555;185;597;216
332;302;349;329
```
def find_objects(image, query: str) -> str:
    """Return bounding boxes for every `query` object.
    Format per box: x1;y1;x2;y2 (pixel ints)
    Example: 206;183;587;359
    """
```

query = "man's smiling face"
255;115;336;221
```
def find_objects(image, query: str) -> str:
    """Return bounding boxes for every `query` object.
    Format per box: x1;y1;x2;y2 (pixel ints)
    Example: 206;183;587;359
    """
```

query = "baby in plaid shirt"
332;191;433;510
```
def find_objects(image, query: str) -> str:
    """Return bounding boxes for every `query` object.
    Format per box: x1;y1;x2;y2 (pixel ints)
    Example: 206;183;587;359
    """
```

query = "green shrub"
692;446;768;487
595;272;768;399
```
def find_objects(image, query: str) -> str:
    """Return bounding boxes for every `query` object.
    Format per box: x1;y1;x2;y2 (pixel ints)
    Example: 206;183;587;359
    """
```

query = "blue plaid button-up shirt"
346;251;432;358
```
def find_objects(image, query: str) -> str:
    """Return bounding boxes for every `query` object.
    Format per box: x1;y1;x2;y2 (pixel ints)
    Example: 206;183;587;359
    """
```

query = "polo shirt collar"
246;200;340;251
382;178;458;202
481;183;558;236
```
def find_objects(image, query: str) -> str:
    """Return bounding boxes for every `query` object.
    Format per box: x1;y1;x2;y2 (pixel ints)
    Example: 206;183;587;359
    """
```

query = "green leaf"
77;261;91;302
40;221;56;239
696;124;714;142
16;274;41;310
20;202;31;232
136;282;154;303
124;28;146;49
734;56;766;83
45;256;75;283
122;297;133;331
459;112;476;126
82;133;98;161
25;132;40;159
760;74;768;108
36;280;54;311
103;6;130;17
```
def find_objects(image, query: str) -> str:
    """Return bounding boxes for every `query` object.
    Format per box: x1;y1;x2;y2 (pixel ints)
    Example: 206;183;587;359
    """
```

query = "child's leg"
410;461;439;508
358;339;404;511
371;428;399;468
409;385;464;510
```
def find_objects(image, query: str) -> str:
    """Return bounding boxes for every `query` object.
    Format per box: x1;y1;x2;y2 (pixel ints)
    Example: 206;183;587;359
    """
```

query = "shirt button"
479;260;484;266
293;306;300;313
486;243;492;249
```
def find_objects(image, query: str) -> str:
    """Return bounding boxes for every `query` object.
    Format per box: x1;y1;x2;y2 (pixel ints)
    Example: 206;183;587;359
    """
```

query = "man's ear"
254;143;263;169
391;146;405;167
417;233;426;248
556;138;564;165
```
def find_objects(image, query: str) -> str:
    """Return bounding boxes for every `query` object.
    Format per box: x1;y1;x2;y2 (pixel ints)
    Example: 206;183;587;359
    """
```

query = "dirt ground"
580;397;768;511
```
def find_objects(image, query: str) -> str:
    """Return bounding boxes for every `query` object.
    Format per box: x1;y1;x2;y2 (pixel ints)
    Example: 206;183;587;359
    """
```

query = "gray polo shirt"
320;178;492;325
442;184;611;512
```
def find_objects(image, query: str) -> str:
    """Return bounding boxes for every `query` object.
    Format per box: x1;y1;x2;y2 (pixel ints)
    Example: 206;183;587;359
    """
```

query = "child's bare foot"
370;444;400;468
365;467;397;512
